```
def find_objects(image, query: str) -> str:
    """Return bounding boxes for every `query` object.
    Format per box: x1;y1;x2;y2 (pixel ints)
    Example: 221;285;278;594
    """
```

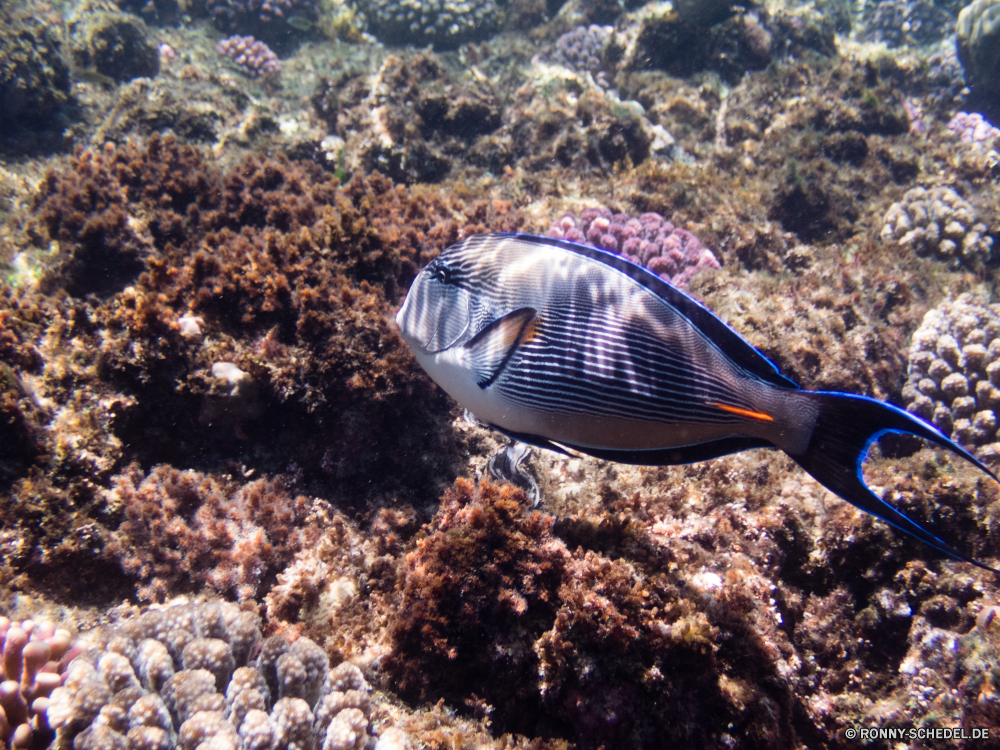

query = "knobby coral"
45;600;384;750
549;207;720;287
903;294;1000;463
880;186;993;269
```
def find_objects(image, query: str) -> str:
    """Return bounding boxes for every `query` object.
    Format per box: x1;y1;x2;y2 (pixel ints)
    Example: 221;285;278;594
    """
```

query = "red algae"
105;463;330;602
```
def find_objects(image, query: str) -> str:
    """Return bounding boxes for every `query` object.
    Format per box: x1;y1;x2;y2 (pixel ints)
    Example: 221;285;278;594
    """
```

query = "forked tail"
790;391;999;572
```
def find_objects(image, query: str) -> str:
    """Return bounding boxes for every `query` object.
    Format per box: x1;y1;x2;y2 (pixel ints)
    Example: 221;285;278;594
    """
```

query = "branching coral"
0;616;78;750
216;35;280;79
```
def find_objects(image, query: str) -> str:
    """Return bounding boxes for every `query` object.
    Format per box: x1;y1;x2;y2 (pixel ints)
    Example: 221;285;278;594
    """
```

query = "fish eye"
430;261;456;285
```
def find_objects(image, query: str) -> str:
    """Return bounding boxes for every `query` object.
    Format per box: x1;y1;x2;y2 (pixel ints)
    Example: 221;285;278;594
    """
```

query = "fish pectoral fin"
464;307;538;388
492;426;577;457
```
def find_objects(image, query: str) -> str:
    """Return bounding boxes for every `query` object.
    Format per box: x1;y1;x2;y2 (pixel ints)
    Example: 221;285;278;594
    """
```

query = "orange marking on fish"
710;402;775;422
520;317;539;344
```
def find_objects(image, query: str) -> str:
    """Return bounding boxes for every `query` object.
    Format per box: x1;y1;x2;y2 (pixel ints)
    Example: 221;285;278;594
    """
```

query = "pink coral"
947;112;1000;145
0;616;79;749
216;35;280;79
549;207;721;288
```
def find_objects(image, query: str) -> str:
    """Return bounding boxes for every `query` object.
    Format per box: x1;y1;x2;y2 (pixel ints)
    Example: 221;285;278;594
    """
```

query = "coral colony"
216;35;281;78
947;112;1000;145
904;295;1000;464
44;601;387;750
549;207;721;287
880;186;993;269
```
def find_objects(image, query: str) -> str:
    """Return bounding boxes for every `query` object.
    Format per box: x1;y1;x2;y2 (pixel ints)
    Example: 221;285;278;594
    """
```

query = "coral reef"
361;0;500;49
903;294;1000;463
0;133;526;599
116;0;184;26
0;9;72;152
69;9;160;84
466;66;675;175
384;478;815;748
672;0;735;26
206;0;316;37
548;206;720;287
45;600;383;750
7;3;1000;749
859;0;954;48
20;135;521;503
104;464;331;602
948;111;1000;145
957;0;1000;105
0;297;47;483
880;186;993;270
216;35;281;79
0;616;77;750
628;9;831;85
387;479;568;729
332;53;504;184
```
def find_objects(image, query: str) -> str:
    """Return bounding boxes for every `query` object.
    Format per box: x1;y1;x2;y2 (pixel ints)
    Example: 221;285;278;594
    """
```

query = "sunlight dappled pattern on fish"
397;233;1000;571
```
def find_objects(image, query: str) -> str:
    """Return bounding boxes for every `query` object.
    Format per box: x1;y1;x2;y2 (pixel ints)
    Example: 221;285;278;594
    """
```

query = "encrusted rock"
69;9;160;84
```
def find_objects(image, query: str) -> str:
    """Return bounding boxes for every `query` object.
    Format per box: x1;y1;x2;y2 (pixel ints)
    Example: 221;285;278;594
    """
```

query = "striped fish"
396;233;999;571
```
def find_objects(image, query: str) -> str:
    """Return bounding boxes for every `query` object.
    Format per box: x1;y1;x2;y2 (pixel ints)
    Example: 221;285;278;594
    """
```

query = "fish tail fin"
789;391;999;573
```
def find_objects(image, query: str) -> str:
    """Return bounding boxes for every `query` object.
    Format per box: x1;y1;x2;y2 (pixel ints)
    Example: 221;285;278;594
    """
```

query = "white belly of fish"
414;345;781;451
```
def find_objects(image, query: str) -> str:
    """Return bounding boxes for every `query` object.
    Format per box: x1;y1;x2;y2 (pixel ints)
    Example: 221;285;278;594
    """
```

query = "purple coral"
947;112;1000;145
216;35;280;79
549;207;721;288
551;25;613;77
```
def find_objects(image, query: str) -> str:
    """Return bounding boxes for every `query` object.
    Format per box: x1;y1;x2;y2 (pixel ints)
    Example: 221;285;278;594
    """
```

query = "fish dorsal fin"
464;307;538;388
486;233;799;390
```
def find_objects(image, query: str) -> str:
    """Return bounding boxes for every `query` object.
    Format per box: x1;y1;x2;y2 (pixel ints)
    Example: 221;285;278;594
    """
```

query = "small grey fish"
396;233;1000;571
286;15;313;31
72;68;116;87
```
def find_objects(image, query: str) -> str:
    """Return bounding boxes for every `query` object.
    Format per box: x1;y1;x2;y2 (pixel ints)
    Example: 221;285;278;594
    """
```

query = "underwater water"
1;0;1000;746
